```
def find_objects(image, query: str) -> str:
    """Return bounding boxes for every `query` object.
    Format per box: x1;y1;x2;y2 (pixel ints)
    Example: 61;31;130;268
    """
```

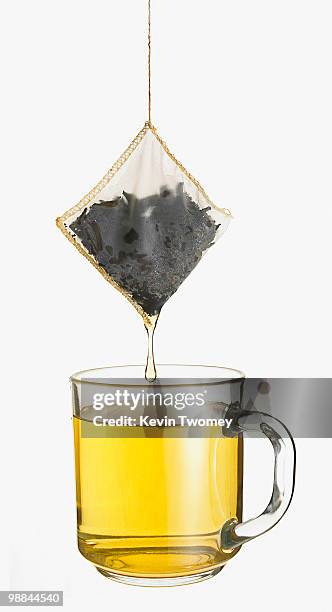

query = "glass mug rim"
70;363;246;387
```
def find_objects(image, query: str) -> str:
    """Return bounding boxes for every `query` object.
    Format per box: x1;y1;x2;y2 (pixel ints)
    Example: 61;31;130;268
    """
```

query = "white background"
1;0;331;609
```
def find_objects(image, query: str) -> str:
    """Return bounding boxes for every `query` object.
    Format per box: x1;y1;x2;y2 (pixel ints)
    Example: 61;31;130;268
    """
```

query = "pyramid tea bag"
57;126;231;323
56;2;232;380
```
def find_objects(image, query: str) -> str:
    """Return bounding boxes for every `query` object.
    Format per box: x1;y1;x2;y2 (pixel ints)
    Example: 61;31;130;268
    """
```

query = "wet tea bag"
56;2;232;380
57;126;231;321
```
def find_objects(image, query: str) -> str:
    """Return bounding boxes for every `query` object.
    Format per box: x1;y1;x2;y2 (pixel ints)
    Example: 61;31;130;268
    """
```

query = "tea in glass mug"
71;365;295;586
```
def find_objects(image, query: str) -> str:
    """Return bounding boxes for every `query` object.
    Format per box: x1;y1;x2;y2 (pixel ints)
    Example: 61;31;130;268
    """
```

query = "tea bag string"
148;0;152;126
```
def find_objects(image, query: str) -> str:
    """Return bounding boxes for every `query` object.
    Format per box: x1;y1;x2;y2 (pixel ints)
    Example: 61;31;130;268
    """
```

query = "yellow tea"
74;416;243;579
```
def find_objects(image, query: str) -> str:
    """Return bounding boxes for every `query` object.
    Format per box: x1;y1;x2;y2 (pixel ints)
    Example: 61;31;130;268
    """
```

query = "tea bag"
57;125;232;325
56;2;232;381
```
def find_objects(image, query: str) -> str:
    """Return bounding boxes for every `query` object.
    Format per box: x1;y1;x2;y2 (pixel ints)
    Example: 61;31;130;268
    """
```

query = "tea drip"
145;314;158;382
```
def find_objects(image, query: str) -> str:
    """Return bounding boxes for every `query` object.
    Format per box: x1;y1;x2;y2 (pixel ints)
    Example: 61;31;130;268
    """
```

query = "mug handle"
221;410;296;550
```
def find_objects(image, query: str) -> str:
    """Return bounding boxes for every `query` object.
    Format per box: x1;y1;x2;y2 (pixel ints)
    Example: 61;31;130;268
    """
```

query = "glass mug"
71;365;295;586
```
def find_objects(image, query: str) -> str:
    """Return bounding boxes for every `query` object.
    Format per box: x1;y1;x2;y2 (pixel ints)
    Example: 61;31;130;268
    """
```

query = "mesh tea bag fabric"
56;124;232;324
